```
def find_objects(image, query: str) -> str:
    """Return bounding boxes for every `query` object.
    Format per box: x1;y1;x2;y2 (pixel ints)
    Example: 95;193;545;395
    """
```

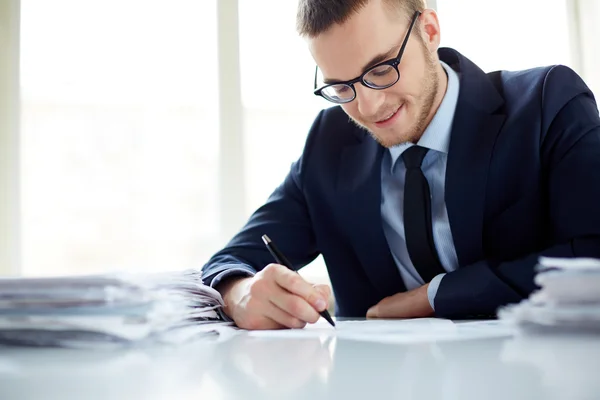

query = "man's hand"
215;264;331;330
366;284;434;319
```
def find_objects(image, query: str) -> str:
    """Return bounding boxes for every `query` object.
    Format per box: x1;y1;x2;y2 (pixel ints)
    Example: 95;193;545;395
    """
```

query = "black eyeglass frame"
313;10;422;104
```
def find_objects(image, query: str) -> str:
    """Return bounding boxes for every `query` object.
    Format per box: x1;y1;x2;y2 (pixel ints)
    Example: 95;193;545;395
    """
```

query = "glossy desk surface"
1;319;599;400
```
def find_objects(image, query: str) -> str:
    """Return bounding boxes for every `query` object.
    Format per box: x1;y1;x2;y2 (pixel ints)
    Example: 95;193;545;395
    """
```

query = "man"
201;0;600;330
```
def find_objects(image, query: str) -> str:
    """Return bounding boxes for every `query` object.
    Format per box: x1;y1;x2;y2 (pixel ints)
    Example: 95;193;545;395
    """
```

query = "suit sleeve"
434;66;600;318
199;111;324;287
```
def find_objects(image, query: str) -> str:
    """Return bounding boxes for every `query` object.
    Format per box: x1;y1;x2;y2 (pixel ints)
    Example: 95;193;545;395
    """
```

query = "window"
238;0;331;283
20;0;220;275
238;0;328;214
15;0;596;280
437;0;572;72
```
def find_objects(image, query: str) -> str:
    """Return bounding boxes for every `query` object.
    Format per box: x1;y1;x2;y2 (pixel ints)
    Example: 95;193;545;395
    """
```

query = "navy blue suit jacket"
201;48;600;318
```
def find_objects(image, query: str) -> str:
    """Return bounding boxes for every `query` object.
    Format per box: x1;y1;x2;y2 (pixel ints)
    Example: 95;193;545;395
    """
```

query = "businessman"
201;0;600;330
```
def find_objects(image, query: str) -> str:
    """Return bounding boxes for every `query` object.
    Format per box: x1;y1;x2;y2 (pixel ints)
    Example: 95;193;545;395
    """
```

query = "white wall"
573;0;600;96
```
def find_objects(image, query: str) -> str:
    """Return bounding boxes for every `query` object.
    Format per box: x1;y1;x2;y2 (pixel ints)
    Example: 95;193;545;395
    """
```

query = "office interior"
1;1;600;399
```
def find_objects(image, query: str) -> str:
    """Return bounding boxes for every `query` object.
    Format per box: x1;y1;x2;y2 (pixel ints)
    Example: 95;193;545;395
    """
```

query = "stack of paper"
0;270;229;348
499;257;600;332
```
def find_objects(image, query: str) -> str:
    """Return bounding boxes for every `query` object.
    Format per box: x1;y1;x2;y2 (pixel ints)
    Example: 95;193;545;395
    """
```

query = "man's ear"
419;9;442;54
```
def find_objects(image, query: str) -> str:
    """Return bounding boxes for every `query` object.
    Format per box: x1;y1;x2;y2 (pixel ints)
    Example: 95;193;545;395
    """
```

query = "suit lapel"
446;107;506;266
337;133;406;298
441;48;507;267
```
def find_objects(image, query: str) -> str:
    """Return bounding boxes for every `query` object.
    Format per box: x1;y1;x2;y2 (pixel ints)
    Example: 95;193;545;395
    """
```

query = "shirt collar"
388;60;460;169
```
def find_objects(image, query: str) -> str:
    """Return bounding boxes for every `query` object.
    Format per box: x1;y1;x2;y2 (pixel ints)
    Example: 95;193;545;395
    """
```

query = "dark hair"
296;0;426;37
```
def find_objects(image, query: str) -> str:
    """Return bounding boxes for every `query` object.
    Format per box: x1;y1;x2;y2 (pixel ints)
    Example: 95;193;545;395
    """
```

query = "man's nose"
355;85;385;119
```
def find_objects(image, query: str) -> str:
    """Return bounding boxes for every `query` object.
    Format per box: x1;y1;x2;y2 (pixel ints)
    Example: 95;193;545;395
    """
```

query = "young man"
201;0;600;330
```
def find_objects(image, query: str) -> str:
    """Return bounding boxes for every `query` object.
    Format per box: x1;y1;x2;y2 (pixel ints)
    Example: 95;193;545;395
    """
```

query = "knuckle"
262;263;278;276
287;275;304;291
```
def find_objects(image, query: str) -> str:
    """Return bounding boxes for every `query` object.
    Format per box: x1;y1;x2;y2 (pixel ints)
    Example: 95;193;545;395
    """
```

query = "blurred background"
0;0;599;286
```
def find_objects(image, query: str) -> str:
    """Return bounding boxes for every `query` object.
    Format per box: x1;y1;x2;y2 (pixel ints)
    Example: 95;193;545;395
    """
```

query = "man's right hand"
215;264;332;330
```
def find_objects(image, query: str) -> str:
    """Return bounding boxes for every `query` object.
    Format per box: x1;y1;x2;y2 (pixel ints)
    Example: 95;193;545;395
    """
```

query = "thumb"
312;284;332;304
366;304;379;318
367;296;394;318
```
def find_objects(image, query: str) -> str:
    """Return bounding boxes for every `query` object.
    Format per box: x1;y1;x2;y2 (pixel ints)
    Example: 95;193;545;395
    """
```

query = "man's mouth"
374;104;403;127
378;111;397;122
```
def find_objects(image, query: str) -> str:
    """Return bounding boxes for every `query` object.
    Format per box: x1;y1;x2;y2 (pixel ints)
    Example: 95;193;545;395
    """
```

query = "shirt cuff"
211;268;255;290
427;273;446;312
211;268;256;322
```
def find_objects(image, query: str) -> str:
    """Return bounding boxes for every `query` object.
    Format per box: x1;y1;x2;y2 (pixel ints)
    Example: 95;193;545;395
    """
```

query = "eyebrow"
322;47;398;85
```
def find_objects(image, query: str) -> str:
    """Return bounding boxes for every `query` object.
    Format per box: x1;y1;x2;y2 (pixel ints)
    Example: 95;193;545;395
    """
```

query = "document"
0;270;227;348
499;256;600;331
246;318;514;343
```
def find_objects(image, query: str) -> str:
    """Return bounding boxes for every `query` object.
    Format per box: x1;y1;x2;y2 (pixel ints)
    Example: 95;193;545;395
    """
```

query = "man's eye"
369;65;394;77
334;85;350;94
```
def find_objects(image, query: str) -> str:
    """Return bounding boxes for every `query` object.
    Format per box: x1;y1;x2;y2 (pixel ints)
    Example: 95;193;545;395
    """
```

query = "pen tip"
261;234;271;245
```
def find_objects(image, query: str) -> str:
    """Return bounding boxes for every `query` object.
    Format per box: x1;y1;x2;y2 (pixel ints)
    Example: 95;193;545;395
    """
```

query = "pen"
261;234;336;328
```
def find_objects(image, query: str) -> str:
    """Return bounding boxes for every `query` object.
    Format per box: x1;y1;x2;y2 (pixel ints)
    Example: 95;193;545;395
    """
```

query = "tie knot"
402;145;429;169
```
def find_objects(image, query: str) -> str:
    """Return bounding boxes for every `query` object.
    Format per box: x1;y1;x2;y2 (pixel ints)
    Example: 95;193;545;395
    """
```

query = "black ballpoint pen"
261;234;336;328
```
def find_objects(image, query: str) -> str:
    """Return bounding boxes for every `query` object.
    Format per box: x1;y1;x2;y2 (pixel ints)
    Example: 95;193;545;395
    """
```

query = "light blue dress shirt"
381;61;460;310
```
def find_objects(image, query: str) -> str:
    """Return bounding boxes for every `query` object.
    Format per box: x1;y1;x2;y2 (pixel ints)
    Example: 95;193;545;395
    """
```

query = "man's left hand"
366;283;434;319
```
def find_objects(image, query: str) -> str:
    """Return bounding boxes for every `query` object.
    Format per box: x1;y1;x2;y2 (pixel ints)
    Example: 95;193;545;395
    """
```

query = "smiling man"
201;0;600;330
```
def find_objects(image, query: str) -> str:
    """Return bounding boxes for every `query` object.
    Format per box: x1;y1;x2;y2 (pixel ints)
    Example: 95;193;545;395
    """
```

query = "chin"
369;129;413;148
349;116;414;148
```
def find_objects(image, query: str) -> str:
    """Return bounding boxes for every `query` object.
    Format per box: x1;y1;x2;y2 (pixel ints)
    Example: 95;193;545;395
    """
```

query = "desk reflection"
209;334;451;399
208;335;333;399
208;332;560;400
4;327;598;400
0;340;219;400
501;332;600;400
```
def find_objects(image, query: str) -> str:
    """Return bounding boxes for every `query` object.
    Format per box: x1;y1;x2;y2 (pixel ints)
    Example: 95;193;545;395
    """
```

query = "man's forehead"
308;19;403;83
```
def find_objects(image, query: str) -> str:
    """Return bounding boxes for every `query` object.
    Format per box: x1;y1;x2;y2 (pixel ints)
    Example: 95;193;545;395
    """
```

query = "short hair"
296;0;426;37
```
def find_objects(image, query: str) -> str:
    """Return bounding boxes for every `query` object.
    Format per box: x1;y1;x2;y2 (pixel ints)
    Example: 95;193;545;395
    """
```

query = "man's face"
309;0;440;147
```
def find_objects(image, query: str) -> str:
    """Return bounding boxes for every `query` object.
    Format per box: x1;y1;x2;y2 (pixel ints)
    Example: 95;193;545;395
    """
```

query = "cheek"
341;103;361;120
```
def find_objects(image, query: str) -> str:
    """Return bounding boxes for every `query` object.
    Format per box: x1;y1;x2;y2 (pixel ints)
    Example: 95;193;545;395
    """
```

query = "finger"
266;302;307;329
367;294;405;319
235;312;285;330
366;304;380;318
270;291;321;324
272;267;327;311
313;284;332;304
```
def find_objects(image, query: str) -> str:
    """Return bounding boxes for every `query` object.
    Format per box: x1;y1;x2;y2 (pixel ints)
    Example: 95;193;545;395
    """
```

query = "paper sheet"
246;318;514;343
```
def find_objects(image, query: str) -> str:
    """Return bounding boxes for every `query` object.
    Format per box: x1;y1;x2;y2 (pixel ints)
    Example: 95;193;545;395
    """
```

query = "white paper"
537;256;600;272
500;257;600;331
0;270;226;348
246;318;513;343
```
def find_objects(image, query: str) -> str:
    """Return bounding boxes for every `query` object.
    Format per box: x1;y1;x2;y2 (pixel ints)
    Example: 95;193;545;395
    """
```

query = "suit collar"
388;60;461;171
438;47;504;112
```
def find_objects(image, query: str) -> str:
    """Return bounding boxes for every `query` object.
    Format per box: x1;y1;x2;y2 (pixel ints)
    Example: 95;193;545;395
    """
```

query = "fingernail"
367;307;377;317
315;299;326;311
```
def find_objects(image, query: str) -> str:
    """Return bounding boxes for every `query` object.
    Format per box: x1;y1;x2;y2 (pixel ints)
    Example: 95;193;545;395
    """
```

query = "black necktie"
402;145;446;282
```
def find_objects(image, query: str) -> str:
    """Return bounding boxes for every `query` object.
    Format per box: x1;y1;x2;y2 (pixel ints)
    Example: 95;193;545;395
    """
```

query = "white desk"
1;321;599;400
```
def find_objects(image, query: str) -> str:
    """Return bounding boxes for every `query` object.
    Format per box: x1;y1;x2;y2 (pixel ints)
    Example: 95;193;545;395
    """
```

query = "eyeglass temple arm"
397;11;421;60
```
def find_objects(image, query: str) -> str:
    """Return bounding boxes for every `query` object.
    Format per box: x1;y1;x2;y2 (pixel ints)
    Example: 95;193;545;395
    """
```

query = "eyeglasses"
313;11;421;104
